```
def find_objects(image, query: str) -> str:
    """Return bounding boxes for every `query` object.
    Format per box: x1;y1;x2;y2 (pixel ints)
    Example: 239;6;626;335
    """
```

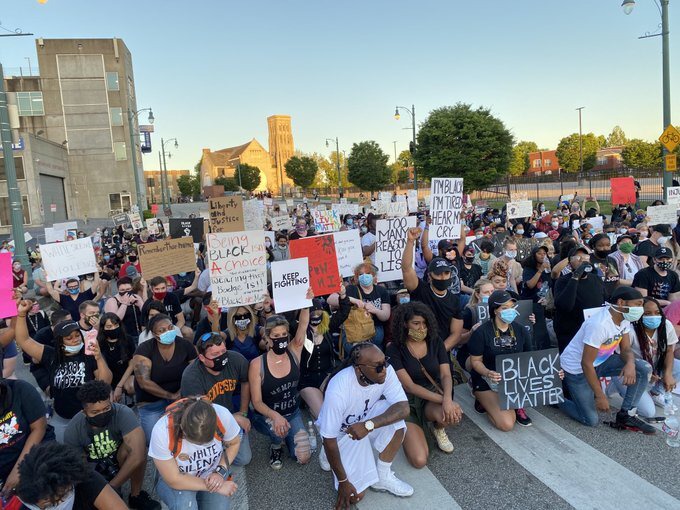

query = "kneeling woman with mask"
225;305;265;362
468;290;533;430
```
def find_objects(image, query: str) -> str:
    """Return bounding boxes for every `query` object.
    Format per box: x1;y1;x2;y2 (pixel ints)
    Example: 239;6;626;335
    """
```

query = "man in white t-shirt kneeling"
317;342;412;508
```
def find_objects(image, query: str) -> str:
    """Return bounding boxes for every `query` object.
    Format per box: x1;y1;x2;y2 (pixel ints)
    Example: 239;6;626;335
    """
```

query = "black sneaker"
515;408;533;427
474;399;486;414
615;410;656;435
129;490;161;510
270;446;283;470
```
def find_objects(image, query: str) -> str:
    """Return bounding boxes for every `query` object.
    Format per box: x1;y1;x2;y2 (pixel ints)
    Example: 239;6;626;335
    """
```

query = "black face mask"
464;256;474;264
310;315;323;326
128;256;138;262
271;335;289;355
595;249;610;259
103;328;120;339
86;408;113;428
207;351;229;369
431;278;451;291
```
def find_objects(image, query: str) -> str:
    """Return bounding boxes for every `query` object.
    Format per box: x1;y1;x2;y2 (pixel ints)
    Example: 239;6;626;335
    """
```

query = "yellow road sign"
659;124;680;153
666;154;677;172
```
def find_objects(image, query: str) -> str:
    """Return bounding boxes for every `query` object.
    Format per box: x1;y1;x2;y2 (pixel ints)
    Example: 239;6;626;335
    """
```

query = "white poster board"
587;216;603;231
375;216;417;282
407;190;418;213
146;219;160;235
312;209;341;233
429;178;463;240
243;199;264;230
333;229;364;278
40;237;98;281
668;187;680;207
270;258;312;314
331;203;360;216
379;192;392;202
270;215;292;231
372;201;408;217
507;200;533;219
647;204;678;226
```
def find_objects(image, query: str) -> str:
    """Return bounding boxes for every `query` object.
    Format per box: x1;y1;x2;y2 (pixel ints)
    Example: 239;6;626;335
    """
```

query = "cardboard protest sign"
169;218;204;243
610;177;636;204
270;258;312;313
333;229;364;278
0;253;17;319
270;215;292;231
407;190;418;213
209;196;245;233
496;348;564;410
375;216;417;282
668;186;680;207
40;238;98;281
289;235;341;296
243;199;264;230
207;230;267;307
429;178;463;240
128;212;144;231
507;200;533;219
647;204;678;226
138;237;196;279
372;201;408;218
312;209;342;233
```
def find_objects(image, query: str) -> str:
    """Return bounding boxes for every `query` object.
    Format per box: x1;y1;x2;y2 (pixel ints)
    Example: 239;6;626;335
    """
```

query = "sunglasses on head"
199;332;222;344
357;357;390;373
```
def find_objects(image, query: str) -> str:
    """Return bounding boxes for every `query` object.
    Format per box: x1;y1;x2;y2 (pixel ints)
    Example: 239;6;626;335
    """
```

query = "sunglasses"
199;332;222;344
357;357;390;373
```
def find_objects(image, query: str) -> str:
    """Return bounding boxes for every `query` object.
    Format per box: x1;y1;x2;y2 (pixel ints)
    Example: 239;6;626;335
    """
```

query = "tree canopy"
555;133;604;173
621;139;662;168
347;141;392;192
285;156;318;189
606;126;628;147
509;141;539;176
214;176;240;192
236;163;261;191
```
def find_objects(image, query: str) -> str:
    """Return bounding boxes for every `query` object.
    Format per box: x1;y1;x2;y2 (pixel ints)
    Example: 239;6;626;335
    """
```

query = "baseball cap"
568;245;589;258
488;290;516;307
428;257;452;275
126;265;139;278
654;246;672;259
608;286;643;303
437;239;455;252
54;320;81;338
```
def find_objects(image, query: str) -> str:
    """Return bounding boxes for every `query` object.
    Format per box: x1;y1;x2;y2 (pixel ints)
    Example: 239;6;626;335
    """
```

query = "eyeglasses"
357;357;390;373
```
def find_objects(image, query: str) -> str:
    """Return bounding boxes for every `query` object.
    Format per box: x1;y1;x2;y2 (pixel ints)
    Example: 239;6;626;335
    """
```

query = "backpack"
164;398;225;457
343;288;375;344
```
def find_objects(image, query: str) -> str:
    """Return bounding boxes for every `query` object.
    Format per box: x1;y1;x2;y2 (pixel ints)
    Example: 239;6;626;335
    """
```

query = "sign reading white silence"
207;230;267;308
333;229;364;278
40;237;98;281
271;258;312;313
375;216;417;282
429;178;463;240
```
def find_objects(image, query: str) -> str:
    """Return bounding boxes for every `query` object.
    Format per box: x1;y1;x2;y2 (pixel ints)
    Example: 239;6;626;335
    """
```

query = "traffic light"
409;141;416;155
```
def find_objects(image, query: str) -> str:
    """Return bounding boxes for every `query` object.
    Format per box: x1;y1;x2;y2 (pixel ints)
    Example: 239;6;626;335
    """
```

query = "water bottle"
307;421;317;453
662;409;680;447
483;375;499;392
663;392;674;417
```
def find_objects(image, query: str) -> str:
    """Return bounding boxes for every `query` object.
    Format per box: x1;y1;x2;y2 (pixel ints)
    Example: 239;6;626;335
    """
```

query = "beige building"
144;169;190;203
201;115;295;193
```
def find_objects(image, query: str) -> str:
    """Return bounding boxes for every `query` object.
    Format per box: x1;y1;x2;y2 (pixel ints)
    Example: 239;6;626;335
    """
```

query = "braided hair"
633;296;668;375
327;342;377;382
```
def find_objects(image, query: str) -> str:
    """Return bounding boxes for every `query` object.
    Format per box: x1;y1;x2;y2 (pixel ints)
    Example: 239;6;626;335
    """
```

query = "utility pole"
576;106;585;174
158;151;166;209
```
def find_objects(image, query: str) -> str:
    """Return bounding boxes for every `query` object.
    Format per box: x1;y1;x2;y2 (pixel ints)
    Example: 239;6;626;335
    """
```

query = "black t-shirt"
100;336;136;389
521;267;549;302
387;341;448;389
459;263;483;289
468;320;528;372
59;289;95;322
161;293;183;324
18;470;109;510
634;239;659;265
632;266;680;301
41;346;97;419
410;279;462;345
346;284;389;325
133;337;197;403
192;313;230;344
180;351;249;411
26;312;50;338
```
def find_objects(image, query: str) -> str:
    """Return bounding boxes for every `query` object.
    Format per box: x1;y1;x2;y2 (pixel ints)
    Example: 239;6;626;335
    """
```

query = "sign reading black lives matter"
495;348;564;411
429;177;463;240
169;218;204;243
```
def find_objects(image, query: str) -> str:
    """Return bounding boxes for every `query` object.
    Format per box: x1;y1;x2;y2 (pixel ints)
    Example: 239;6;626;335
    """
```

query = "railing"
2;66;40;78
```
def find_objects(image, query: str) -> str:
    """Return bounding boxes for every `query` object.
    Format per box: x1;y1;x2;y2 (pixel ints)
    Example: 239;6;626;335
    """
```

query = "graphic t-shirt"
410;279;462;344
41;346;97;419
149;403;239;478
346;284;389;326
632;266;680;301
628;319;679;366
180;351;249;411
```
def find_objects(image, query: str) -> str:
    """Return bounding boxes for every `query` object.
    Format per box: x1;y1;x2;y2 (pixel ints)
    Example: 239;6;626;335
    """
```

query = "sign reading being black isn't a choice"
495;348;564;411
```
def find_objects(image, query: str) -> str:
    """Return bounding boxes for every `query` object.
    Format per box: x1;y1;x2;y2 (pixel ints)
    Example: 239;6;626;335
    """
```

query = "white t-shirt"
317;365;407;439
628;319;679;364
149;403;239;479
361;232;376;265
560;306;630;375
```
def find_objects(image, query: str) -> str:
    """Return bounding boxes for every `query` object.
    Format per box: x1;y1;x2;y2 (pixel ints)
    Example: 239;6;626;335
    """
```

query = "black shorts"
298;371;330;391
470;370;492;392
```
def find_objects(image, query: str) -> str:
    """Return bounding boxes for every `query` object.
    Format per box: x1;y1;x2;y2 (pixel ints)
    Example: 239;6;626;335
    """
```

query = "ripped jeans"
251;409;307;459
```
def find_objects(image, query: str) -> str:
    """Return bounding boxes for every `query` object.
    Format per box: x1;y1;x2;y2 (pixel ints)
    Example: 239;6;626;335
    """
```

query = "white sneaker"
318;445;331;472
432;427;454;453
652;393;678;411
371;470;414;497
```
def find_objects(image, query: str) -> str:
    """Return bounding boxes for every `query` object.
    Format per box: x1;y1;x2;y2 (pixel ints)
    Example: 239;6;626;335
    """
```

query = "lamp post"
158;151;166;209
161;138;178;210
394;105;417;190
127;107;154;212
325;137;342;197
622;0;672;200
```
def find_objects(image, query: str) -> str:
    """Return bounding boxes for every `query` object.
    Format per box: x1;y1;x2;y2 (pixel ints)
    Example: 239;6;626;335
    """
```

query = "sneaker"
128;490;161;510
515;408;532;427
432;427;454;453
270;446;283;470
474;399;486;414
652;393;678;411
615;409;656;435
318;445;331;472
371;470;414;497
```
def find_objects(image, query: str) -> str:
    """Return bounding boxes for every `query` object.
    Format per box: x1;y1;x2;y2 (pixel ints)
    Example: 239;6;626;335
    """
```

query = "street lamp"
127;107;154;212
621;0;672;201
161;137;178;211
394;105;417;190
325;137;342;197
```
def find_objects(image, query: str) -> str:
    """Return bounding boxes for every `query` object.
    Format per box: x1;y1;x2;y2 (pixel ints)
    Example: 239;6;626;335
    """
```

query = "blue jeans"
156;478;230;510
341;323;384;359
609;358;680;418
233;428;252;466
139;399;172;446
251;409;305;459
458;293;471;308
559;355;652;427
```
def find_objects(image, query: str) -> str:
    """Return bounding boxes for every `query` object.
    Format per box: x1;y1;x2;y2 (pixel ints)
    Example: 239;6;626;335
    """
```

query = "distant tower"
267;115;294;192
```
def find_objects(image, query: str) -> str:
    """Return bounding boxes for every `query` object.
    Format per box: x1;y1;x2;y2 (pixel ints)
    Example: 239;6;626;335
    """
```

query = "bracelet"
337;477;348;484
240;411;248;417
18;315;26;318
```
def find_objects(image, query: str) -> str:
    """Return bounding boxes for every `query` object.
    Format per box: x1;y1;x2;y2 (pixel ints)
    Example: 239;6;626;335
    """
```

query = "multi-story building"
528;150;561;175
145;169;190;203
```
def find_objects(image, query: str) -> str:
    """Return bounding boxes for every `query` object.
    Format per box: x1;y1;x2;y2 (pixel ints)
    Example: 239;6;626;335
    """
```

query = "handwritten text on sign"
271;258;312;313
333;230;364;278
209;196;245;233
138;237;196;279
207;231;267;307
429;178;463;239
40;238;98;281
375;216;417;282
289;235;341;296
646;204;678;226
507;200;533;219
495;348;564;410
312;209;342;233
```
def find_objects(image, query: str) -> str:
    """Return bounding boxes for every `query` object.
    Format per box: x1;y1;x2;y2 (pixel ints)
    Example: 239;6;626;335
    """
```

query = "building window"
16;92;44;116
0;156;26;180
106;72;119;91
109;193;131;212
544;159;551;167
533;159;542;168
113;142;127;161
110;107;123;126
597;157;607;166
0;195;30;225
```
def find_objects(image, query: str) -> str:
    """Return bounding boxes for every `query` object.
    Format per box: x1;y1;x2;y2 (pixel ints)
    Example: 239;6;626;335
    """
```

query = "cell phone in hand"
84;330;97;356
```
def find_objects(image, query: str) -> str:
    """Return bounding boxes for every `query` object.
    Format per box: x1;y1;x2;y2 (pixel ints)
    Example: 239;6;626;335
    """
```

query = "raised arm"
402;227;421;292
10;300;45;362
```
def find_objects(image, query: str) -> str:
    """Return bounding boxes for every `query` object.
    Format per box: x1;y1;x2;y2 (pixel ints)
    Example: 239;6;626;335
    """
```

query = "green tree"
214;177;240;192
347;141;391;191
236;163;261;192
285;156;318;189
606;125;628;147
509;141;539;176
397;149;413;168
622;139;662;168
555;133;604;173
414;103;514;192
176;175;195;196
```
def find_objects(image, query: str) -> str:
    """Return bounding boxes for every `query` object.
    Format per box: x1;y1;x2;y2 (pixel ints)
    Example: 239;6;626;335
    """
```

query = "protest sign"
476;303;490;324
331;203;360;216
270;258;312;313
111;213;129;227
52;221;78;242
560;194;574;202
270;215;292;231
40;238;98;281
407;190;418;213
510;191;528;201
507;200;533;219
0;253;17;319
395;194;406;202
610;177;636;204
243;199;264;230
263;197;273;207
207;230;267;308
515;300;534;337
209;196;244;233
496;348;564;410
43;228;59;243
128;212;144;231
474;200;488;214
379;192;392;202
138;237;196;279
668;186;680;207
358;196;371;207
372;201;408;218
375;216;417;282
429;178;463;240
285;199;295;209
169;218;204;243
340;198;347;204
289;235;341;296
312;209;342;233
647;204;678;226
587;216;604;231
333;229;364;278
146;219;160;236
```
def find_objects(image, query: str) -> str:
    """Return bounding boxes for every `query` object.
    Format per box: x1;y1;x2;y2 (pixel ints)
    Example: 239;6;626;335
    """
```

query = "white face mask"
658;236;670;245
505;250;517;259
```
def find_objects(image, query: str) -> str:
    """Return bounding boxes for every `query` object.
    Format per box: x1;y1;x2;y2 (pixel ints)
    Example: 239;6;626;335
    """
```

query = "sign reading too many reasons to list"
375;216;417;282
138;237;197;279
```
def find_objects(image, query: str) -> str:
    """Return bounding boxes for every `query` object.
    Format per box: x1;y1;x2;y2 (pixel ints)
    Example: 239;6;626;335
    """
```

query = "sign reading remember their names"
507;200;533;220
169;218;205;243
647;204;678;226
40;238;98;281
270;258;312;314
209;196;245;233
138;237;196;279
375;216;417;282
429;178;463;240
333;229;364;278
207;231;267;308
496;348;564;411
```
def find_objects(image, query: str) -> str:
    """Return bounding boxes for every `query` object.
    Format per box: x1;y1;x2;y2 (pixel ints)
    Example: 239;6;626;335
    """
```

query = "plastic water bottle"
483;376;499;392
307;421;317;453
662;409;680;447
663;392;676;416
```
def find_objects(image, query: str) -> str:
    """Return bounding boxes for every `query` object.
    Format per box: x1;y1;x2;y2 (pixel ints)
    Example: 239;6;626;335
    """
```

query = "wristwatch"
364;420;375;432
215;465;231;481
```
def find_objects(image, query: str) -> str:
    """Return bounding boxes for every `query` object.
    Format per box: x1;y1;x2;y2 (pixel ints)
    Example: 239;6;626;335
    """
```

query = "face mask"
346;218;354;226
207;351;229;369
505;250;517;259
613;304;644;322
619;243;634;254
103;328;120;339
360;226;368;234
431;277;451;291
657;261;673;271
639;231;648;239
499;308;520;324
481;296;489;303
539;206;545;212
128;256;138;262
589;228;596;235
475;234;483;240
277;244;287;250
408;328;427;342
618;228;628;234
642;315;663;330
178;272;187;277
103;255;110;261
86;275;94;281
265;241;272;248
296;226;307;233
398;296;410;305
595;249;610;259
310;315;323;326
551;221;559;228
464;256;474;264
86;408;113;428
21;487;76;510
271;335;289;355
515;230;524;236
158;329;177;345
63;342;83;354
358;273;374;287
67;288;79;295
12;264;21;271
658;236;670;245
153;291;167;300
234;318;251;330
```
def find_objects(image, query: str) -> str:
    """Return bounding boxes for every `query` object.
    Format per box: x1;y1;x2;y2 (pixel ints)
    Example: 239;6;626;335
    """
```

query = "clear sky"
1;0;679;172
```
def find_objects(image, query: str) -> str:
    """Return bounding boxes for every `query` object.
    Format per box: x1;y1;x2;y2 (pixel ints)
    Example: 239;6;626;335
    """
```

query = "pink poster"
0;253;17;319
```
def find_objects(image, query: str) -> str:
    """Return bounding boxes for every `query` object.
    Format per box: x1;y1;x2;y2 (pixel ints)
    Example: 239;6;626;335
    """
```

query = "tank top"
260;350;300;417
114;297;143;336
